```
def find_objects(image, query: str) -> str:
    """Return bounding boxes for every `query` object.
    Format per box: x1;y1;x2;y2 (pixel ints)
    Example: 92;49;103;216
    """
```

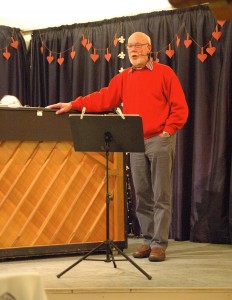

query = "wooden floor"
1;238;232;300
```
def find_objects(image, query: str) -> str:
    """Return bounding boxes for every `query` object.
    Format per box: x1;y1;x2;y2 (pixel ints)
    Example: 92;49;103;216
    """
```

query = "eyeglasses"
126;43;149;49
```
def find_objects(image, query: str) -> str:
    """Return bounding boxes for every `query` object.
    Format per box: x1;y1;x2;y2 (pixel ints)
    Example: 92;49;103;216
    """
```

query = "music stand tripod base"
56;114;152;280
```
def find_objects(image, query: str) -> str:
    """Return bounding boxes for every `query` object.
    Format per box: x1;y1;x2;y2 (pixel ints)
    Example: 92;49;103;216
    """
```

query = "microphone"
80;107;86;119
139;53;150;57
115;107;125;119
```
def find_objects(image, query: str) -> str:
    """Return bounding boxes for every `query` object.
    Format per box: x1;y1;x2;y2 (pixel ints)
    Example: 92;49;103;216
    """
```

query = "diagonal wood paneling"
0;141;125;252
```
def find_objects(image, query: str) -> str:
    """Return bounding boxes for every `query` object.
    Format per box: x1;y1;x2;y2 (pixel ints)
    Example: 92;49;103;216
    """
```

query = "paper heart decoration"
11;37;18;49
165;49;175;58
212;31;222;41
197;48;207;63
184;39;192;48
184;33;192;48
206;47;216;56
113;35;119;46
197;53;207;62
184;38;192;48
104;48;111;62
212;25;222;41
81;39;87;47
81;34;87;47
70;48;76;59
165;44;175;59
176;35;180;47
90;53;99;62
86;40;92;51
206;41;216;56
90;48;99;62
47;52;54;64
40;46;44;54
104;54;111;61
3;49;11;60
57;57;64;65
217;20;226;27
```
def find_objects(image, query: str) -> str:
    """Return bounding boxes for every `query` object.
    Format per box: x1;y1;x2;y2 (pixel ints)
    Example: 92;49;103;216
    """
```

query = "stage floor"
1;238;232;299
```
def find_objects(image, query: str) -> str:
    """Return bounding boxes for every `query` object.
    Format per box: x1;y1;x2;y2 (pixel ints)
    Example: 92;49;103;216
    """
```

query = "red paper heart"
176;37;180;47
57;57;64;65
184;39;192;48
197;53;207;63
165;49;175;58
90;48;99;62
114;37;118;46
40;46;44;54
217;20;226;27
81;38;87;47
104;53;111;62
90;53;99;62
86;42;92;51
70;50;76;59
206;46;216;56
212;31;222;41
11;40;18;49
3;51;11;60
47;55;54;64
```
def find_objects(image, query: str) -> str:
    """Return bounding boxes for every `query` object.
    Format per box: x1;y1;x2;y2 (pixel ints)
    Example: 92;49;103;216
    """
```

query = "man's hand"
46;102;72;114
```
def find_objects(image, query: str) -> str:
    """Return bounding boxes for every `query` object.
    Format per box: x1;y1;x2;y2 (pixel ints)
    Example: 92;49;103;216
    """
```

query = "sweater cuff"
163;126;175;135
70;98;80;111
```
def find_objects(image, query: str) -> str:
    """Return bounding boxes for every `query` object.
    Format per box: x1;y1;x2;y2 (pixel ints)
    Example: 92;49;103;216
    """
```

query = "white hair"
128;32;152;45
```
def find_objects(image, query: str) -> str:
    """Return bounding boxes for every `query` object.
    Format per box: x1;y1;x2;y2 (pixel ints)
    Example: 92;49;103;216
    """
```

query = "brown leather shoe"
149;247;166;262
132;244;151;258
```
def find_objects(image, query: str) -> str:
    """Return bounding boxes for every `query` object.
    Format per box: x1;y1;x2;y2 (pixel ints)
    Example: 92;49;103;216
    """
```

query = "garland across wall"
1;29;19;60
153;21;226;63
35;19;226;69
40;32;125;65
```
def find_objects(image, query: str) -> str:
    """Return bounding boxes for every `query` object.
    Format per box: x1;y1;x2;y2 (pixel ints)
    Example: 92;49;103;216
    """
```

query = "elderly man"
48;32;188;262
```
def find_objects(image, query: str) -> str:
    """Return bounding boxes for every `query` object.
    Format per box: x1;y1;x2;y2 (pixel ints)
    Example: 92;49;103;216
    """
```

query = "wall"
1;0;173;44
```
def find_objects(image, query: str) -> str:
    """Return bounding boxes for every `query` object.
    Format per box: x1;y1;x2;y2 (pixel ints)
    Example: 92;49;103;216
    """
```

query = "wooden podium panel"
0;108;127;260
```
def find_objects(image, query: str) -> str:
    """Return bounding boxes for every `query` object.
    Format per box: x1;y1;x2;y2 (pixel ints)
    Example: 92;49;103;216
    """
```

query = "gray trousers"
130;134;176;250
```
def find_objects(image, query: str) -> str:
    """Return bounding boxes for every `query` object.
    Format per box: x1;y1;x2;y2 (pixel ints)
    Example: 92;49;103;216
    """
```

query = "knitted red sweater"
71;62;188;139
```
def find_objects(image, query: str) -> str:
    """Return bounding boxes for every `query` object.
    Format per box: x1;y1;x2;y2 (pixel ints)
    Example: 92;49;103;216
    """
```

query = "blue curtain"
0;26;29;104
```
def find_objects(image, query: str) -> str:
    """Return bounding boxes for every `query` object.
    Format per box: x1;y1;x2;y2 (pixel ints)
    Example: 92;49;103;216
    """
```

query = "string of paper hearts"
77;21;124;62
39;31;80;65
39;30;122;65
149;24;186;63
1;29;19;61
149;20;226;64
182;21;225;63
79;33;125;62
39;18;225;66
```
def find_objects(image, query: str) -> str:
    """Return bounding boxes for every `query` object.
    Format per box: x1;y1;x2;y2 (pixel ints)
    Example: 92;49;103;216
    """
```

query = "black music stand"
56;114;152;280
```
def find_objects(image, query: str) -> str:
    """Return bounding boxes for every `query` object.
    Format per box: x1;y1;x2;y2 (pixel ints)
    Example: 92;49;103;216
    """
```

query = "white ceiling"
0;0;174;31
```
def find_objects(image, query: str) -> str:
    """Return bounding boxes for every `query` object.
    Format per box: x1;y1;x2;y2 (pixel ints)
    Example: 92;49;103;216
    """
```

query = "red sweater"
71;62;188;139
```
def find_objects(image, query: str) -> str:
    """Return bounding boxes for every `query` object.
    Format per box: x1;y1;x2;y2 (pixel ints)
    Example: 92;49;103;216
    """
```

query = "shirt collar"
130;57;154;72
